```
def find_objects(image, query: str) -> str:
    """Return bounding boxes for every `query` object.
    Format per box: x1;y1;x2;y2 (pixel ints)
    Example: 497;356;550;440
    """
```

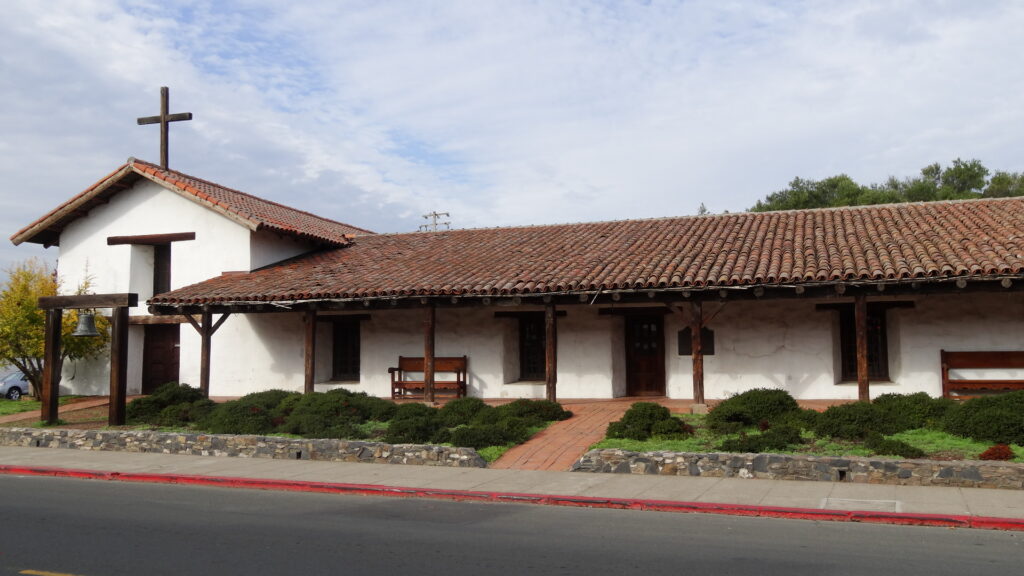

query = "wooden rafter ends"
107;232;196;246
545;303;558;402
38;293;138;310
129;314;197;325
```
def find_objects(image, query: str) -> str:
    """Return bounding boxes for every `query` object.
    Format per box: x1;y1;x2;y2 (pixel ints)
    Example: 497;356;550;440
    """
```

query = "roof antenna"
419;211;450;232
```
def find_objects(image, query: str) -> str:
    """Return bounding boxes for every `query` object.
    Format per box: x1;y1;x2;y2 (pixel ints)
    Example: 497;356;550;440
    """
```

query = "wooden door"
143;324;180;394
625;315;665;396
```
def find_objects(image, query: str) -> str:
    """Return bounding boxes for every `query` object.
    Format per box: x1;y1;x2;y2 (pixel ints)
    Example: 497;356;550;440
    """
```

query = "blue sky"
3;1;1024;272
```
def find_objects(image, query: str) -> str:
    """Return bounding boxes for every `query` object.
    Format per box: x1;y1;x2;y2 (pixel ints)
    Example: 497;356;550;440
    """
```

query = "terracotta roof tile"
11;159;372;246
151;196;1024;306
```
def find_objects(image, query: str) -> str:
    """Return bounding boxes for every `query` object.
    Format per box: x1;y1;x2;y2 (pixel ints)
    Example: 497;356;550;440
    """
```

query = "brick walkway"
491;398;696;471
491;397;850;472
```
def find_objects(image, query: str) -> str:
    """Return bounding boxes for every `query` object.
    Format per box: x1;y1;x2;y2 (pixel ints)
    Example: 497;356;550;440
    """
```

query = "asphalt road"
0;475;1021;576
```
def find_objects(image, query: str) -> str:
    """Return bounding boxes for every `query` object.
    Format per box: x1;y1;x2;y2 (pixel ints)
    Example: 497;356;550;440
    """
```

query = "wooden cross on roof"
137;86;192;170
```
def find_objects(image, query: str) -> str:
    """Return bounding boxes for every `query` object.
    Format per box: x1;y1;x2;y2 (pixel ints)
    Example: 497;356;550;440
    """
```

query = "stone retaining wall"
572;449;1024;490
0;428;487;468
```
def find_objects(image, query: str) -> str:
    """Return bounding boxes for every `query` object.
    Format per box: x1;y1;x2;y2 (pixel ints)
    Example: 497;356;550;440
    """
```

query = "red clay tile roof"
151;196;1024;306
10;158;372;247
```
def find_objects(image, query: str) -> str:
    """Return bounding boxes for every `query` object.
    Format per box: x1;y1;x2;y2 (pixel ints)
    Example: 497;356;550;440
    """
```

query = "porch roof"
150;196;1024;308
10;158;373;247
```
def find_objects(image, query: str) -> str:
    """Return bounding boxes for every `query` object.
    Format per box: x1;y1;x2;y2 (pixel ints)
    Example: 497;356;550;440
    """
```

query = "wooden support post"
855;294;870;402
545;303;558;403
304;310;317;394
108;306;130;425
41;308;63;425
424;303;436;403
691;301;705;405
199;307;213;397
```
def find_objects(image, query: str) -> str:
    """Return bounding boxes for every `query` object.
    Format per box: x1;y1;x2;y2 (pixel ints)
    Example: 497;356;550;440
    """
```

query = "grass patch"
592;406;1024;463
0;396;82;418
889;429;1024;462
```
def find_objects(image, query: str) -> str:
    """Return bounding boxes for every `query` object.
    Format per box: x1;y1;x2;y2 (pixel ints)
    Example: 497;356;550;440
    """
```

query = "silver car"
1;370;30;400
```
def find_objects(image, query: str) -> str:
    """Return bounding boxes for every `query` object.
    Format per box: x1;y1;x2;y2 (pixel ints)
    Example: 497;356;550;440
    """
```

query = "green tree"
985;171;1024;197
749;159;1023;211
0;260;110;397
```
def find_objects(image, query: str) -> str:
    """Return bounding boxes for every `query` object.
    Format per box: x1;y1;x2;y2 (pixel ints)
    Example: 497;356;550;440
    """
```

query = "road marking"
20;570;87;576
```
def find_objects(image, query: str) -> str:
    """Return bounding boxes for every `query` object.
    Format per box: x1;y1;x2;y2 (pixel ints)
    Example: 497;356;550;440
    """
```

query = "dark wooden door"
143;324;180;393
625;315;665;396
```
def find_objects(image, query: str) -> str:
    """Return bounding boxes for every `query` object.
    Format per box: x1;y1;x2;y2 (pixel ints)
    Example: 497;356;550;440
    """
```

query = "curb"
3;464;1023;532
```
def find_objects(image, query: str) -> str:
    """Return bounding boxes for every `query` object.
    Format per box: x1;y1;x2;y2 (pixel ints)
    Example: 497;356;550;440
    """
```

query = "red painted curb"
3;464;1023;532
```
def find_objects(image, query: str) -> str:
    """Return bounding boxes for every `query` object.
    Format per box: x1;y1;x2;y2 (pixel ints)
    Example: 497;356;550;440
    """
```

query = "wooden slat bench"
389;356;468;400
941;350;1024;398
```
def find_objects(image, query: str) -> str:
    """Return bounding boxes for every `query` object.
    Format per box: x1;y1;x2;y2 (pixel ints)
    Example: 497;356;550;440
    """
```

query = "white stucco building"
12;158;1024;402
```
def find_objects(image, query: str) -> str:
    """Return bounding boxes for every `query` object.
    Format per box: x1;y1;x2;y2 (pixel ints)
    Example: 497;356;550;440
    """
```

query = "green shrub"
650;417;694;439
325;388;397;422
449;425;511;449
156;399;216;427
706;388;800;433
864;433;926;459
202;399;276;435
430;427;453;444
718;425;803;453
777;408;822;431
606;402;675;441
494;399;572;422
813;402;884;440
873;393;957;432
943;391;1024;445
392;402;439;421
238;389;300;410
384;416;442;444
126;382;205;424
279;392;365;438
439;397;490;427
271;394;304;425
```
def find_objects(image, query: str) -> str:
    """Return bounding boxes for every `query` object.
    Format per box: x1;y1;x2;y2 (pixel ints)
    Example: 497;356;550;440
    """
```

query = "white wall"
158;293;1024;400
54;179;316;395
666;294;1024;400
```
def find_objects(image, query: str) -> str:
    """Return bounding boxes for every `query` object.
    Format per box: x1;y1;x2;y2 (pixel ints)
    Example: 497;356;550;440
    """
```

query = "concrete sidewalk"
2;445;1023;530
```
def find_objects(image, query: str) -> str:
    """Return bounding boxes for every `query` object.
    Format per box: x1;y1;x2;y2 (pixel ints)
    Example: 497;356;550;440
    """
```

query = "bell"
72;312;100;337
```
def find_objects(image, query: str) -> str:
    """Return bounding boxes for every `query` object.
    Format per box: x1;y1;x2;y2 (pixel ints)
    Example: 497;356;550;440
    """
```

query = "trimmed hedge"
607;402;692;441
127;382;205;424
129;386;572;452
706;388;800;433
813;402;885;440
943;391;1024;445
202;399;276;435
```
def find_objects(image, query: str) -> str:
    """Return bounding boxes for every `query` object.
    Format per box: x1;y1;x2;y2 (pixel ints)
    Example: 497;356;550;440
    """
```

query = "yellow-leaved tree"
0;259;110;397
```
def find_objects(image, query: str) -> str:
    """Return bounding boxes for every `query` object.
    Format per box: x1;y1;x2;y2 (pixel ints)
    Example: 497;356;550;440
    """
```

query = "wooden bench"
941;350;1024;398
389;356;468;400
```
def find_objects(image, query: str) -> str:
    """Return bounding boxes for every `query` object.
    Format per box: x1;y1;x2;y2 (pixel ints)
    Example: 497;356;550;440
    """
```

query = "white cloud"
2;0;1024;272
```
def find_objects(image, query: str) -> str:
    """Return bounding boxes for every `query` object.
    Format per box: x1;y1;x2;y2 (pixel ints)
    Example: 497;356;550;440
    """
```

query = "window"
838;305;888;381
519;314;546;381
677;327;715;355
153;244;171;294
332;318;360;381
